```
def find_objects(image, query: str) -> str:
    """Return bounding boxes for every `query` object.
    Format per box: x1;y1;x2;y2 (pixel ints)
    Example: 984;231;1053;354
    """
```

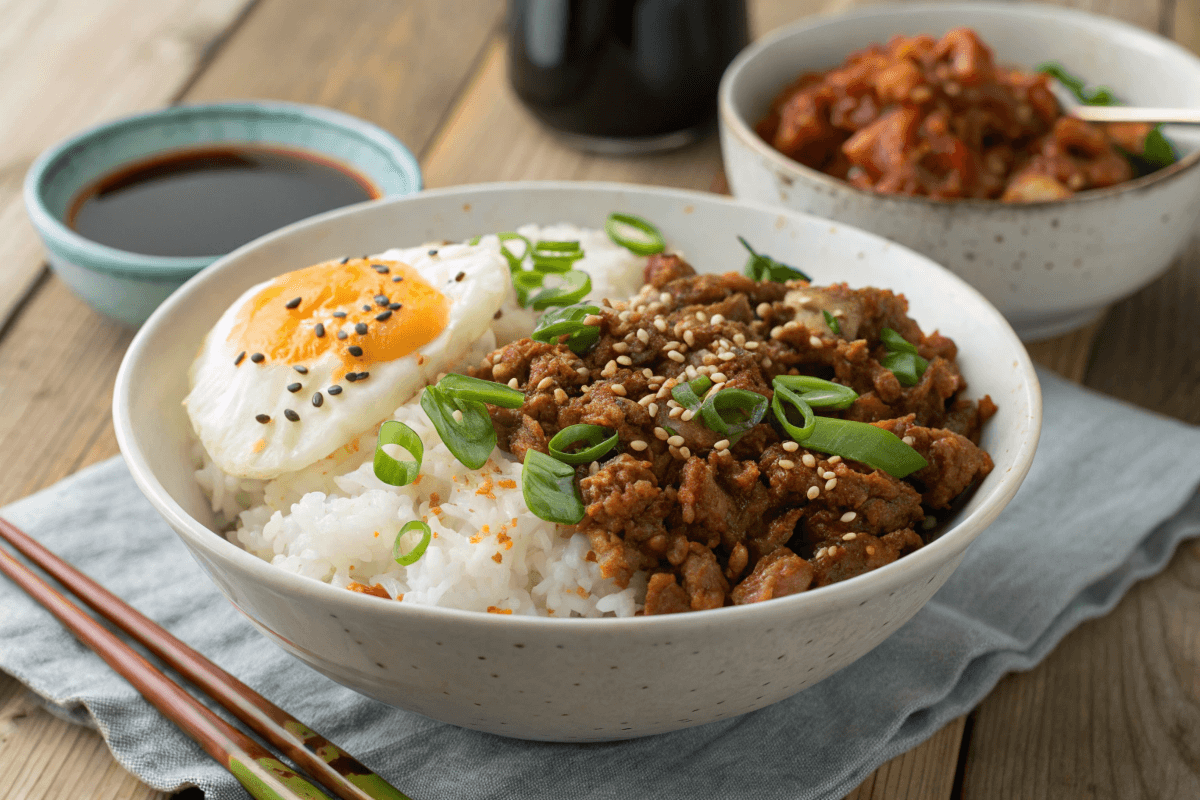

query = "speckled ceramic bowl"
113;182;1041;741
25;101;421;326
719;3;1200;341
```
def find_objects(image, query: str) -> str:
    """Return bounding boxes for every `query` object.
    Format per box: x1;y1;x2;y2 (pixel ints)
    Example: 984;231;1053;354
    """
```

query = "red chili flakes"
492;552;503;564
347;582;390;599
487;606;513;615
497;479;517;489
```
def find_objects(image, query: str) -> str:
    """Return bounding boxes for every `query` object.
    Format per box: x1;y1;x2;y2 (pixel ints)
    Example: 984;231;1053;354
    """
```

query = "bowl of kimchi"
718;2;1200;341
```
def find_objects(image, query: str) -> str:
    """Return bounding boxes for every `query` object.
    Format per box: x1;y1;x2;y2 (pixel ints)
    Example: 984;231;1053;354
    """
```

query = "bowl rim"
23;100;423;280
113;180;1042;631
718;1;1200;211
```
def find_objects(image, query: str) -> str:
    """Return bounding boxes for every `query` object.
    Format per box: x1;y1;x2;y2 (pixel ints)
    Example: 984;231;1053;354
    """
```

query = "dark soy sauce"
507;0;748;152
67;146;377;257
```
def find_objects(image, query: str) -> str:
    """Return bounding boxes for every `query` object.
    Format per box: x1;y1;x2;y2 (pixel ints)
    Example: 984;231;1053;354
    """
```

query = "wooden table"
1;0;1197;797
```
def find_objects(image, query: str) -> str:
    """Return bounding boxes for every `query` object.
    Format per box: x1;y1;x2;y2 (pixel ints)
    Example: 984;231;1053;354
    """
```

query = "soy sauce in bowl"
67;146;378;258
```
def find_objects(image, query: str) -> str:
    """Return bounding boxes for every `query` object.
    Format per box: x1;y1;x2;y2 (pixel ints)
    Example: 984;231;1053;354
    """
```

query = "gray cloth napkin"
2;366;1200;800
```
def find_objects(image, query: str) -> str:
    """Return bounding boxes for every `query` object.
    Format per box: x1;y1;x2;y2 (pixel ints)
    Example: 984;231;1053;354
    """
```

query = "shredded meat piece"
476;260;996;613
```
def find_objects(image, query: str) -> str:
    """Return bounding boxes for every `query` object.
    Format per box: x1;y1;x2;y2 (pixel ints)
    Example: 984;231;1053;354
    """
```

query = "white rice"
194;225;650;617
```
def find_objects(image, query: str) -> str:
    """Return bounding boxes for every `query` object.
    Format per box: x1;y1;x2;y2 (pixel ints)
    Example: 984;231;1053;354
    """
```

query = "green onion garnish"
512;269;545;307
531;303;602;354
823;309;841;335
530;270;591;310
771;384;816;441
468;232;532;273
373;420;423;486
531;240;584;274
437;373;525;408
739;236;811;282
772;375;858;409
880;328;929;387
605;212;666;256
522;449;586;524
670;375;712;411
548;424;618;465
800;417;927;478
420;384;496;469
393;520;432;566
699;388;768;437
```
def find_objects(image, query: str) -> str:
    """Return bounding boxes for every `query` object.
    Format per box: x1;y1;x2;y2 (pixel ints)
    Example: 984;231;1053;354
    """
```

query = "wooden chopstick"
0;517;412;800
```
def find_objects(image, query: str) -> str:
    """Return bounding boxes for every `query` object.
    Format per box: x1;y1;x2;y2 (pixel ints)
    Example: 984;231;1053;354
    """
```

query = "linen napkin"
2;366;1199;800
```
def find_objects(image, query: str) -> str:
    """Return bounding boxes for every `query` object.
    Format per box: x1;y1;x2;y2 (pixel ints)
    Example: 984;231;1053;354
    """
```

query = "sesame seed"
816;548;827;559
372;264;389;274
618;310;631;322
285;297;302;309
584;314;603;326
771;326;785;339
339;256;350;264
902;436;915;446
333;311;347;318
589;461;600;475
613;342;630;353
255;414;270;424
680;409;695;422
714;439;730;451
842;531;857;540
822;470;836;480
375;310;393;322
284;409;300;422
667;350;686;363
668;406;684;419
695;311;706;322
337;330;348;340
802;453;816;467
348;345;363;357
428;249;438;256
328;385;342;395
654;427;669;441
554;388;568;403
762;357;773;368
733;333;746;346
711;314;725;325
807;486;820;500
508;378;519;389
866;546;876;556
637;329;650;344
453;409;464;423
779;459;795;469
638;395;655;407
828;455;842;464
825;478;838;490
711;372;727;383
312;392;324;407
756;303;772;317
392;276;403;283
234;351;246;366
345;373;358;382
654;318;668;332
683;330;696;347
630;440;648;451
642;368;654;378
782;441;799;452
314;323;325;338
576;367;589;377
841;512;857;523
679;446;691;458
809;336;823;348
616;355;632;366
745;341;759;350
718;352;735;362
659;292;672;304
611;385;627;396
667;435;685;447
647;402;659;416
455;271;466;282
250;353;265;364
535;377;553;391
356;371;370;381
685;365;698;380
287;382;302;393
355;322;369;335
389;302;403;310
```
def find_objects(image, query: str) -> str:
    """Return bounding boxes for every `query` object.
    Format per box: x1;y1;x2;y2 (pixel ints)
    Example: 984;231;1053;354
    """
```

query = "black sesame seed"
428;249;438;256
328;385;343;395
287;382;302;393
374;294;389;306
333;311;347;318
392;276;404;283
345;373;358;383
494;309;503;320
339;256;350;264
255;414;271;424
348;345;363;357
372;264;389;274
455;271;466;282
312;392;324;408
388;302;402;310
234;351;246;366
285;296;302;309
356;371;369;381
250;353;265;364
362;304;372;312
314;323;325;338
375;310;392;322
294;365;308;374
284;409;300;422
337;330;348;340
355;322;368;335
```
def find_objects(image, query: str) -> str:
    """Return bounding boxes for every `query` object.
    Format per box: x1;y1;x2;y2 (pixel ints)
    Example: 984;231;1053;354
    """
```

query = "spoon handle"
1070;106;1200;124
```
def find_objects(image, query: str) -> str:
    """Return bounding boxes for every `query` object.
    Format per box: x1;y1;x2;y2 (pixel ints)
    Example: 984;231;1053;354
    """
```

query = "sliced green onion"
772;375;858;409
605;212;666;256
739;236;811;282
468;232;532;272
671;376;712;410
531;303;602;354
771;385;816;442
512;269;545;307
373;421;423;486
1141;127;1176;169
522;449;585;524
699;388;768;437
420;384;495;469
530;270;591;310
531;240;584;274
548;425;618;465
823;309;841;335
880;327;929;387
393;520;432;566
801;417;927;478
438;373;525;409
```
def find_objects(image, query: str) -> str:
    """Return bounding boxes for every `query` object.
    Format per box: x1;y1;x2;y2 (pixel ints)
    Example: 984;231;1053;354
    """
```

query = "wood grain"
0;0;254;329
845;718;968;800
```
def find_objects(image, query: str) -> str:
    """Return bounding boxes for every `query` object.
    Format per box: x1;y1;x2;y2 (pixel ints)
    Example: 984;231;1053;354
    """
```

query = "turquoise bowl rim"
24;100;423;280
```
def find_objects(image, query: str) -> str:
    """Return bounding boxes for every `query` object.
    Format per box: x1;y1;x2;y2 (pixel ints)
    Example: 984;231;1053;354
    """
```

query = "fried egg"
185;244;510;480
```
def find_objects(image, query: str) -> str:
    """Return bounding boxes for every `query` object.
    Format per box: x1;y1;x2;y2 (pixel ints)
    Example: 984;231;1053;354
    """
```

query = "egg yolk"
230;258;448;380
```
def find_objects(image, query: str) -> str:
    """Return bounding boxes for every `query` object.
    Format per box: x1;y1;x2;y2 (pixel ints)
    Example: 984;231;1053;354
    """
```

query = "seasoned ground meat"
473;256;995;613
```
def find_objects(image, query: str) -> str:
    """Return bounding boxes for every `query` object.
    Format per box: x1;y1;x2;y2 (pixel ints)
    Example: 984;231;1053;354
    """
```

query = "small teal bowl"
24;101;422;326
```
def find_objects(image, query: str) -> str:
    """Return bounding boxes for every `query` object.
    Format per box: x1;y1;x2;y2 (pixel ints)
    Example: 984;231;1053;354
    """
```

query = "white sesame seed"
679;446;692;458
841;512;857;523
611;384;627;396
642;368;654;378
761;357;773;367
508;377;519;389
902;436;915;446
618;310;631;322
802;453;816;467
771;326;785;339
825;478;838;490
816;547;827;559
784;321;800;330
584;314;603;326
589;461;600;475
695;311;706;322
745;341;759;350
710;382;725;393
630;440;648;451
756;302;771;317
711;372;728;383
701;353;717;366
667;435;685;447
710;314;725;325
667;350;686;363
685;365;699;379
833;309;845;317
842;531;857;540
616;355;633;366
714;439;730;451
822;470;836;480
612;342;630;353
680;409;695;422
648;402;659;416
782;441;799;453
452;409;464;423
683;330;696;347
809;335;823;348
718;352;735;362
807;486;820;500
779;459;795;469
654;317;668;332
638;394;655;407
536;377;554;391
669;406;684;419
577;367;590;377
828;455;842;464
654;427;669;441
637;328;650;344
554;388;568;403
659;292;672;304
733;333;746;345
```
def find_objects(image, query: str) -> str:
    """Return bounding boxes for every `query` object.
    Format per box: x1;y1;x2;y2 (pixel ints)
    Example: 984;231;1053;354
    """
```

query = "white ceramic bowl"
114;182;1041;741
719;3;1200;341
